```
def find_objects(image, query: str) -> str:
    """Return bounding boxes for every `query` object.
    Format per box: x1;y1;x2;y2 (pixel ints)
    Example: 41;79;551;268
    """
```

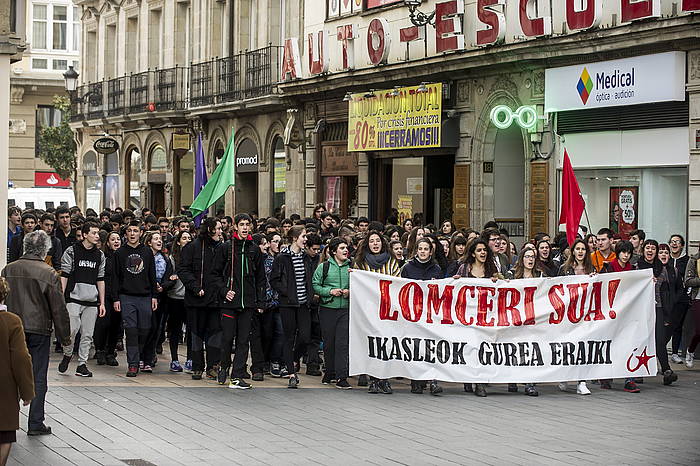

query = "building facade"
9;0;79;188
278;0;699;247
70;0;304;218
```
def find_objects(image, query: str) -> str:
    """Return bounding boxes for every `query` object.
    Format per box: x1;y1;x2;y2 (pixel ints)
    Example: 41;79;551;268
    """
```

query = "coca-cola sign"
93;137;119;154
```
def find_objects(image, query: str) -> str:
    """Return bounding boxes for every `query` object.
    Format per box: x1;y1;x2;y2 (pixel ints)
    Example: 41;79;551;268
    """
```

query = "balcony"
70;45;282;122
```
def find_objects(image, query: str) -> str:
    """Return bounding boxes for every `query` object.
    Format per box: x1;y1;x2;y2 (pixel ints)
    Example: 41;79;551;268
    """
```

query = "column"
688;50;700;249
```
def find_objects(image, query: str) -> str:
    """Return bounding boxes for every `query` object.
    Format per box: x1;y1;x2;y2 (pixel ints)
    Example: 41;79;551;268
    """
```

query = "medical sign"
545;52;685;112
347;83;442;152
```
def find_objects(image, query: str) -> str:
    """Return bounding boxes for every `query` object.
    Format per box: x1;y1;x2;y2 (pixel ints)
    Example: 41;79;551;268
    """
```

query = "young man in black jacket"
177;217;223;380
215;213;266;389
112;221;158;377
58;222;106;377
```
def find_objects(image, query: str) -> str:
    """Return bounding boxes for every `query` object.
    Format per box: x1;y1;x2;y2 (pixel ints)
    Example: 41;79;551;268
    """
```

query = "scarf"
637;257;662;278
365;251;390;270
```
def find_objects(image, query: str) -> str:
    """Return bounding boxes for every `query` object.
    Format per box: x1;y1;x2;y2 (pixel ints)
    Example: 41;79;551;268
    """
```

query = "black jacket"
400;258;443;281
270;248;315;308
215;234;266;310
177;237;221;307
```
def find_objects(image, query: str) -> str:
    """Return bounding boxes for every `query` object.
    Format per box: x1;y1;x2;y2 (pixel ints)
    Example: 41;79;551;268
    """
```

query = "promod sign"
348;83;442;152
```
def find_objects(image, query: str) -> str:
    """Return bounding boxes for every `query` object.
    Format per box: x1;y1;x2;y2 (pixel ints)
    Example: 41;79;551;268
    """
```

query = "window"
272;136;286;213
72;7;80;52
150;145;167;170
32;4;47;49
35;105;63;157
45;202;55;210
52;5;67;50
52;59;67;70
32;58;48;69
25;202;35;210
72;60;79;71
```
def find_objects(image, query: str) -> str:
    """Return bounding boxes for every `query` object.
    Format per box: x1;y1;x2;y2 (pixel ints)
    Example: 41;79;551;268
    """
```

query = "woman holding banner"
636;240;678;386
354;231;401;394
557;239;596;395
401;238;444;395
454;238;499;397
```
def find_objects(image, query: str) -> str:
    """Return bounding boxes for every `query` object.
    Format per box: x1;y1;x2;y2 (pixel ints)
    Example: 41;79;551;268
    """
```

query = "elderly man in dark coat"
2;230;70;436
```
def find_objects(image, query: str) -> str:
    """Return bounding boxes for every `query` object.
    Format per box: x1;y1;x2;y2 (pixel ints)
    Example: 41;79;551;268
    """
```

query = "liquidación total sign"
349;269;657;383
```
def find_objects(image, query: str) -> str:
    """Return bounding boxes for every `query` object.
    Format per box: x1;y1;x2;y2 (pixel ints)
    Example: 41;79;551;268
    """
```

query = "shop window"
35;105;63;157
272;136;286;215
126;148;141;210
565;167;688;243
149;145;166;170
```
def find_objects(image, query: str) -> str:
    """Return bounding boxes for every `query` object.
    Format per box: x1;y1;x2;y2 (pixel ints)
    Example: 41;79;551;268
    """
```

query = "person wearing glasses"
668;234;690;365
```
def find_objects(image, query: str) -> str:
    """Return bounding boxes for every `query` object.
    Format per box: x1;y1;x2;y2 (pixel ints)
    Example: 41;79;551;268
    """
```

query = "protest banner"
349;269;657;383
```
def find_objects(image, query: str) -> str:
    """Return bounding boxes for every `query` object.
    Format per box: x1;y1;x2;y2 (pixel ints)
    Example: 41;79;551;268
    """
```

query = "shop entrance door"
235;172;258;215
149;183;166;217
493;126;525;236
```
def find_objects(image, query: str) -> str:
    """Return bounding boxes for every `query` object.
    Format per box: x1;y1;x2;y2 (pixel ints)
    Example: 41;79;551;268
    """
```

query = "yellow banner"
347;83;442;152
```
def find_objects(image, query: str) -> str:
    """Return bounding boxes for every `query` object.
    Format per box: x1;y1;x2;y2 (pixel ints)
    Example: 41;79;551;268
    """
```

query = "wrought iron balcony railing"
69;45;282;121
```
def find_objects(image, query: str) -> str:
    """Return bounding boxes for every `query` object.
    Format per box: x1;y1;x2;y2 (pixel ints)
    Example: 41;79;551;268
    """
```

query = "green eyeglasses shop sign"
489;105;539;130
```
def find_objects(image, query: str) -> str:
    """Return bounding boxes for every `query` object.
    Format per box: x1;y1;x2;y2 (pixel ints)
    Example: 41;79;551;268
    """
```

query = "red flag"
558;150;585;246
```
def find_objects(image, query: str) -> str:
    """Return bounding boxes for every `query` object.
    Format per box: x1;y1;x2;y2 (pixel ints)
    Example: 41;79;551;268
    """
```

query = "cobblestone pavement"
8;350;700;466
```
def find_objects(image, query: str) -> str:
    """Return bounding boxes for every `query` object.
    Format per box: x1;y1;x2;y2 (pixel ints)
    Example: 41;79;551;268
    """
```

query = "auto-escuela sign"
348;83;442;152
544;52;686;112
281;1;700;81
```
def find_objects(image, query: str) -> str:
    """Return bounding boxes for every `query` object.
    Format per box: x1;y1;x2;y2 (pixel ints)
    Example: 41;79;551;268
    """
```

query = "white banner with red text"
349;269;657;383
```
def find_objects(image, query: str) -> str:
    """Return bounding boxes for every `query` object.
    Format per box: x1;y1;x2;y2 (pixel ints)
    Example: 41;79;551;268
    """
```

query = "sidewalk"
8;350;700;465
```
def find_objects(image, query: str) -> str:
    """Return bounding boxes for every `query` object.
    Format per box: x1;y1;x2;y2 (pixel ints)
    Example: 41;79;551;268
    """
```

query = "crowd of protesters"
2;202;699;445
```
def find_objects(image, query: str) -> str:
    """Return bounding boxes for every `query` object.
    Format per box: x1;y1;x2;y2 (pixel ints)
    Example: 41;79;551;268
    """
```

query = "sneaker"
600;380;612;389
206;366;219;380
96;351;106;366
524;384;539;397
126;366;138;377
474;384;487;397
357;374;369;387
252;372;264;382
321;373;334;385
508;383;518;393
379;380;393;395
429;381;443;395
106;354;119;366
368;380;379;394
139;361;145;370
27;424;52;436
263;362;271;375
270;363;281;378
463;383;473;393
306;365;322;376
229;378;252;390
411;381;424;394
287;375;299;389
670;353;683;364
685;349;695;369
217;368;228;385
141;364;152;373
170;361;183;372
241;370;252;380
663;370;678;385
184;359;193;373
75;364;93;377
624;380;640;393
191;370;203;380
279;367;290;378
577;382;591;395
335;379;352;390
58;355;71;374
558;382;568;392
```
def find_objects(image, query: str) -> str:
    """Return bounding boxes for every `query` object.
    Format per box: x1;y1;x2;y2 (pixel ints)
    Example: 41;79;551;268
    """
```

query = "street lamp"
404;0;435;27
63;66;79;92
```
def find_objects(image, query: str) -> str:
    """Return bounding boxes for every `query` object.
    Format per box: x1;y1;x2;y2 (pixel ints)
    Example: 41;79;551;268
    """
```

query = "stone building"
70;0;304;217
9;0;79;188
279;0;699;247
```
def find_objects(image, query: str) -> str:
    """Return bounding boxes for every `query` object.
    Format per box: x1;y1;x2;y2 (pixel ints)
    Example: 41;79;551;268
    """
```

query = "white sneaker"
670;353;683;364
558;382;568;392
685;349;695;369
577;382;591;395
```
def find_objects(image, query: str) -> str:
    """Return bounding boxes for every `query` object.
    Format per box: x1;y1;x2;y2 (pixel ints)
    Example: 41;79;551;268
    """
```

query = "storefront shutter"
557;100;688;134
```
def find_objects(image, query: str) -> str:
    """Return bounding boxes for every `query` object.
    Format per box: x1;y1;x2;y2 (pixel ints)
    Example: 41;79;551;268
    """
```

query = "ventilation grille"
557;100;688;134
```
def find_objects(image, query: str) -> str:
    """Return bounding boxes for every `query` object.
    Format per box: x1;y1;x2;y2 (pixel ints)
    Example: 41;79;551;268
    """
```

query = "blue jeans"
25;333;50;430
